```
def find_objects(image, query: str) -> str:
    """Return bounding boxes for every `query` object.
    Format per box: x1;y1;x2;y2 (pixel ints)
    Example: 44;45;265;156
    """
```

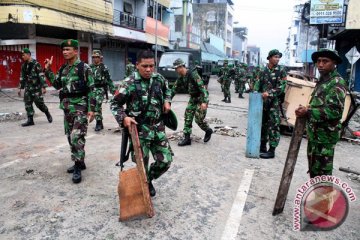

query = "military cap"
60;39;79;49
92;50;102;57
224;59;228;63
22;48;31;54
173;58;185;69
267;49;282;60
311;48;342;64
162;110;178;131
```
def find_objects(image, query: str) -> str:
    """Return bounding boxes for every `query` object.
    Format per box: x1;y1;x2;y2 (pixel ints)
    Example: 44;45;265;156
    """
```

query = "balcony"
113;9;144;31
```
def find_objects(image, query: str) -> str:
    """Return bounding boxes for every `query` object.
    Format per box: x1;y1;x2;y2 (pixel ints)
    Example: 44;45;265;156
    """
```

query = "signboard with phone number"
310;0;345;24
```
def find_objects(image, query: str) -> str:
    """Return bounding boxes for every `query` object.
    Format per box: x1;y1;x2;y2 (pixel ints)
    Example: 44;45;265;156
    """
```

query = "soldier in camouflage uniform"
110;50;173;197
254;49;287;159
44;39;96;184
171;58;213;146
218;60;232;103
236;63;247;98
17;48;52;127
125;58;135;78
296;49;347;177
90;50;116;131
250;65;261;92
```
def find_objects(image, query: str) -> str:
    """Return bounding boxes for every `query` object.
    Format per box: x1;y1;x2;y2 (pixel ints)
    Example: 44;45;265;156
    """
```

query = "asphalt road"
0;76;359;240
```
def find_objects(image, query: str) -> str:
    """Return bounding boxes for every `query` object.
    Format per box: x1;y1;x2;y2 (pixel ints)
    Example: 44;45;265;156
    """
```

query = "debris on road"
205;117;224;124
0;112;26;122
213;126;245;137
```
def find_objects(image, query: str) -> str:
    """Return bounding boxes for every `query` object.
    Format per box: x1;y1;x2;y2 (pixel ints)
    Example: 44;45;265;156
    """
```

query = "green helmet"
162;110;178;131
173;58;185;69
311;48;342;64
267;49;282;60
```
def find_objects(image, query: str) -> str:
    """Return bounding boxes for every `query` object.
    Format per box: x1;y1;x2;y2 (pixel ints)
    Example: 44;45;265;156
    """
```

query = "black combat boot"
67;161;86;173
148;181;156;197
45;111;53;123
260;141;267;154
221;97;227;102
239;93;244;98
95;120;104;131
260;146;275;159
204;128;213;142
178;134;191;146
72;163;82;184
225;97;231;103
21;116;34;127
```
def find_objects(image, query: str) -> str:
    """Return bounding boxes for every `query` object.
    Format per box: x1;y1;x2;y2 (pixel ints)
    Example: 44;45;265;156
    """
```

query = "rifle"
104;85;109;101
116;128;130;170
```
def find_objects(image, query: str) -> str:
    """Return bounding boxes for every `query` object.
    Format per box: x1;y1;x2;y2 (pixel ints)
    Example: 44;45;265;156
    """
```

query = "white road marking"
221;169;254;240
0;134;96;170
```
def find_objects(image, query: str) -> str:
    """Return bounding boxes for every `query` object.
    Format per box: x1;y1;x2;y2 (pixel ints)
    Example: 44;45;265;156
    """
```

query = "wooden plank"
273;116;307;215
246;92;263;158
118;124;155;221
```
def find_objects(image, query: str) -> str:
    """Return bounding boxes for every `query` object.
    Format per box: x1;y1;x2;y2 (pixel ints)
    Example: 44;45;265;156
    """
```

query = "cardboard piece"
118;124;155;221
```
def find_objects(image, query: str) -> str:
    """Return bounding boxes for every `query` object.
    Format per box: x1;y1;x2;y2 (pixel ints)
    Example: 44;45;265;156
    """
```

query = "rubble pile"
0;112;26;122
167;131;202;142
205;117;224;124
213;126;245;137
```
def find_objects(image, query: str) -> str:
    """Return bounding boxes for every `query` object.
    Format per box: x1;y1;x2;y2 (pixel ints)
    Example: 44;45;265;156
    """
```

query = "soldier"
125;58;135;78
90;50;116;131
250;65;261;92
236;63;247;98
110;50;173;197
17;48;52;127
218;60;232;103
171;58;213;146
44;39;96;184
254;49;287;159
295;49;347;177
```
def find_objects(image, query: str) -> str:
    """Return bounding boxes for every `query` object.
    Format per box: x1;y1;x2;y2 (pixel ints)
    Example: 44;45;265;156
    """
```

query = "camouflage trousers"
135;131;173;181
183;97;210;135
234;78;240;92
23;89;48;117
223;80;231;98
237;80;245;95
307;141;335;177
63;106;88;163
94;88;105;121
261;102;281;148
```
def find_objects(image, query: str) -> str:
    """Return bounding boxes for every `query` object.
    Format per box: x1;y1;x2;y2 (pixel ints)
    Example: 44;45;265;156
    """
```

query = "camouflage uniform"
218;64;232;102
90;63;116;121
306;70;347;177
250;66;261;92
236;64;247;97
254;64;287;149
125;62;135;78
45;58;96;164
19;58;50;119
172;68;210;135
110;71;173;181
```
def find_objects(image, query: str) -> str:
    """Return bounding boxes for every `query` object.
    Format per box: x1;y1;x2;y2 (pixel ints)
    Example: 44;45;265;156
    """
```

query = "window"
124;2;133;14
175;15;182;32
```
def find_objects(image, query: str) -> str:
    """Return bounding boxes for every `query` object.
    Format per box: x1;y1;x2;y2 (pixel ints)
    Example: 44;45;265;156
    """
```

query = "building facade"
0;0;171;88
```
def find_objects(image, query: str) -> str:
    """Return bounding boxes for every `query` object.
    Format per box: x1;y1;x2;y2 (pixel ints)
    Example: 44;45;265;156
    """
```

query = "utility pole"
155;0;158;72
182;0;189;48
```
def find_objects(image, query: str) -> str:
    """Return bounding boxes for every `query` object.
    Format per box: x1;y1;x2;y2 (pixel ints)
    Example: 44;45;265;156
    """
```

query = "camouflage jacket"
125;63;135;78
45;58;96;112
110;71;172;140
90;63;116;94
19;59;47;90
234;66;246;81
218;66;232;81
171;68;209;104
307;70;347;144
254;64;287;101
